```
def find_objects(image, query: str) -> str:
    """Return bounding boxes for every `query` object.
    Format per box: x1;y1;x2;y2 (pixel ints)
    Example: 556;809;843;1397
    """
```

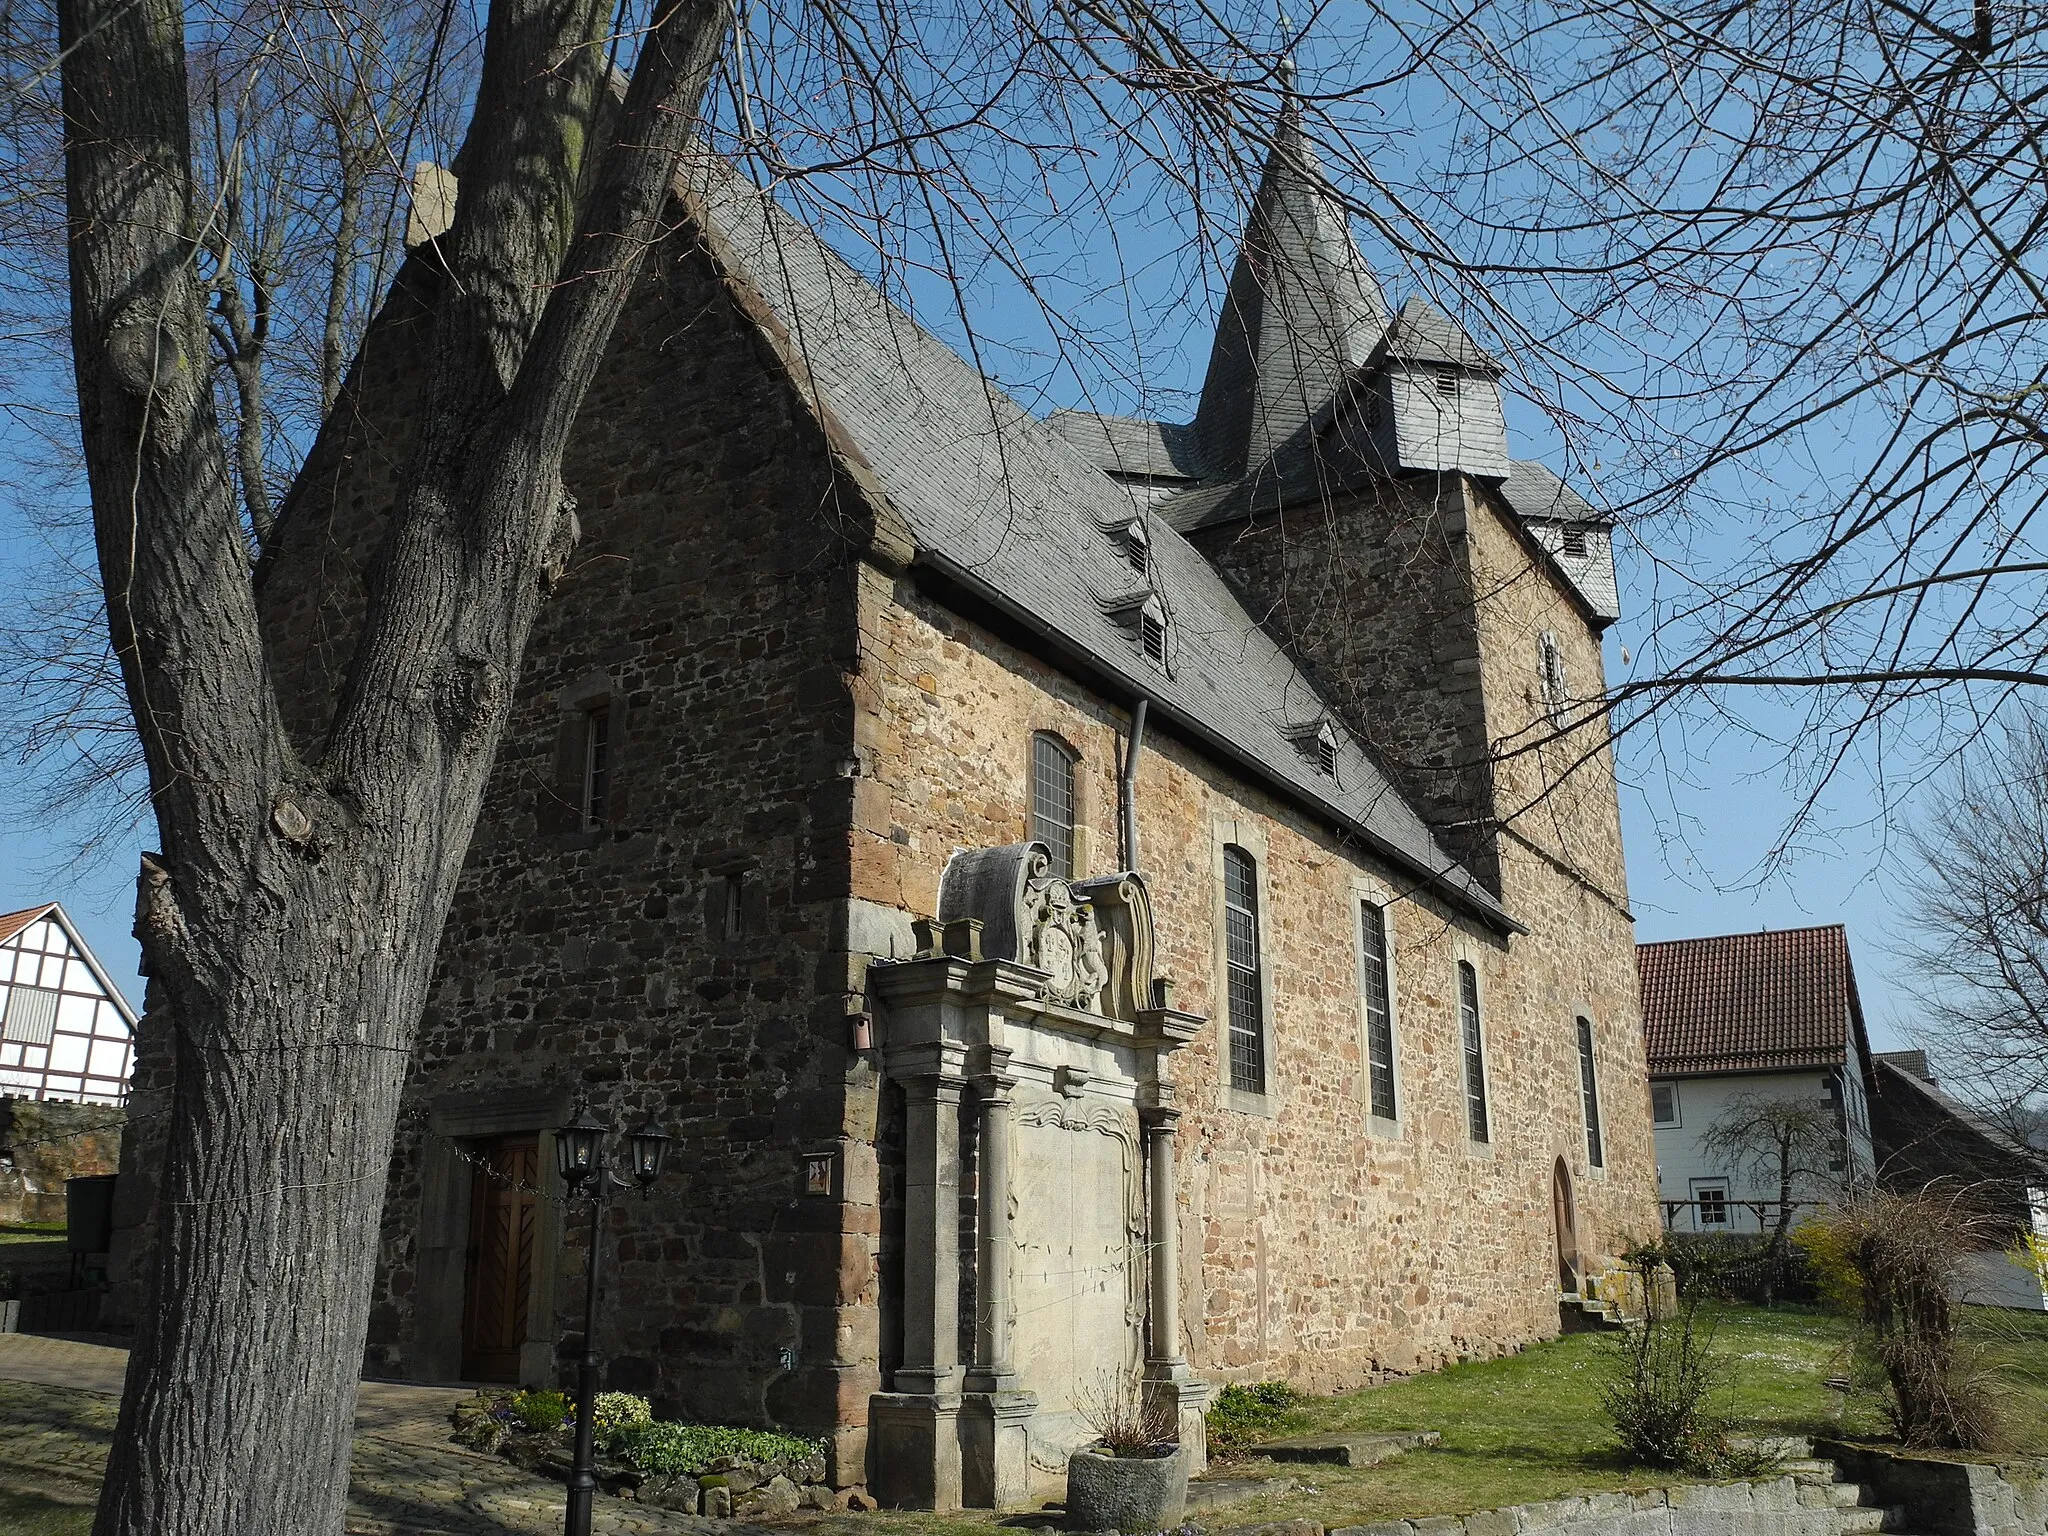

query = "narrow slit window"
1360;901;1396;1121
1458;960;1489;1143
1539;632;1568;723
1031;733;1078;879
1577;1016;1604;1168
582;707;612;829
1224;846;1265;1096
1316;727;1339;777
723;874;746;939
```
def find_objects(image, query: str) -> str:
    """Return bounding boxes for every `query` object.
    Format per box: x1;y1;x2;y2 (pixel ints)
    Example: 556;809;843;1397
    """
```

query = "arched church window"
1030;733;1078;879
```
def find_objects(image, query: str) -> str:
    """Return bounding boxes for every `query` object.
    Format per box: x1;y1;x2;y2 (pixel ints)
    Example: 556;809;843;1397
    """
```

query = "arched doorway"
1552;1158;1581;1294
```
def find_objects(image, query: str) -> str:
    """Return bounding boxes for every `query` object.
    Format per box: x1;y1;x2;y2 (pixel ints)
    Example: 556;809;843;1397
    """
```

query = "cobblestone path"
0;1336;765;1536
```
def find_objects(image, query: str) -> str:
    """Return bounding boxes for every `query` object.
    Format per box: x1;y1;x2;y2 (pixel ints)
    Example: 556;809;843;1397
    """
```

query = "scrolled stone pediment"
936;843;1159;1017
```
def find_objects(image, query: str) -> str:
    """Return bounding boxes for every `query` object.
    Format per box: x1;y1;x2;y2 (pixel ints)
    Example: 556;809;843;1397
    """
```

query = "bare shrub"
1795;1188;2001;1449
1076;1370;1178;1457
1599;1249;1779;1476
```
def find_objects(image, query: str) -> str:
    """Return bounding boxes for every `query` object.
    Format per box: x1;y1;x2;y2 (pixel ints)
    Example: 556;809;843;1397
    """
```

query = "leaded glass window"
1224;846;1264;1095
1360;902;1396;1120
1458;960;1489;1143
1031;734;1078;878
1577;1017;1605;1168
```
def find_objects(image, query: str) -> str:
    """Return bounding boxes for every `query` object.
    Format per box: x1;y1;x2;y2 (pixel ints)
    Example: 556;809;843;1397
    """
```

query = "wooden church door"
462;1137;540;1382
1552;1158;1581;1294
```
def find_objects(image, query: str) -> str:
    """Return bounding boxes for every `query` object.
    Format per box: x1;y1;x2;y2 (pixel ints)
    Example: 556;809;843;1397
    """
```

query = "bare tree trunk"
58;0;729;1526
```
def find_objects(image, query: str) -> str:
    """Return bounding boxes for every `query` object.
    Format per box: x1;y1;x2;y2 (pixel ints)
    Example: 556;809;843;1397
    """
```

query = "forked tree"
60;0;728;1526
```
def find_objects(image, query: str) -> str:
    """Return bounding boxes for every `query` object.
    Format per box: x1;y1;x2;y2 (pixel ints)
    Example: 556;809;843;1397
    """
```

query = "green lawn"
0;1221;67;1246
768;1302;2048;1536
1178;1303;2048;1526
0;1485;95;1535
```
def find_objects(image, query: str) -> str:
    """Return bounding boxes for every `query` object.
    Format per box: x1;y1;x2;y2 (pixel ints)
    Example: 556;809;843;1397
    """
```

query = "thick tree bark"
58;0;729;1529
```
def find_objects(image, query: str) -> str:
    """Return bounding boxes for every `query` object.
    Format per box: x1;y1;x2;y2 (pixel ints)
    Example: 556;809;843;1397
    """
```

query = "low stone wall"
1819;1440;2048;1536
1330;1477;1877;1536
0;1098;123;1225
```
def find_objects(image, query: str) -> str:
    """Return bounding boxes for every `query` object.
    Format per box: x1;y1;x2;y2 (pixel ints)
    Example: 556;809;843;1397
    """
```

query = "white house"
1638;925;1876;1234
0;902;137;1105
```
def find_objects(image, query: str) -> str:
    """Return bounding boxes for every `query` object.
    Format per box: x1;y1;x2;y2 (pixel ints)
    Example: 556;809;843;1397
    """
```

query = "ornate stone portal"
866;843;1209;1510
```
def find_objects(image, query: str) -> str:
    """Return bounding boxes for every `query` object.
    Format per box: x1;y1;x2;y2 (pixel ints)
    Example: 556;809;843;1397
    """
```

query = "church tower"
1047;102;1623;906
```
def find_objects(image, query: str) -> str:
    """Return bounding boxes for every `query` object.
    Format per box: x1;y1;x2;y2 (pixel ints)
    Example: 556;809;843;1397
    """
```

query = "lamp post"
556;1100;673;1536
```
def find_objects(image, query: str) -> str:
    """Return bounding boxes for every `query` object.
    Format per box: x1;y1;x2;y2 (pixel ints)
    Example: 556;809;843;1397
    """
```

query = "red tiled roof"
1638;924;1860;1076
0;903;56;947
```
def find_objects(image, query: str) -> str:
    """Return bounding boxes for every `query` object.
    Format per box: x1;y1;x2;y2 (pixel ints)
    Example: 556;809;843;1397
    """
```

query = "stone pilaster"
1141;1088;1210;1473
962;1051;1036;1509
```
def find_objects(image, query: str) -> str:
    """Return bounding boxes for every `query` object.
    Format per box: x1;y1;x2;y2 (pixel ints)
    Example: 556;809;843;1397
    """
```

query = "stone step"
1185;1477;1291;1511
1254;1431;1441;1468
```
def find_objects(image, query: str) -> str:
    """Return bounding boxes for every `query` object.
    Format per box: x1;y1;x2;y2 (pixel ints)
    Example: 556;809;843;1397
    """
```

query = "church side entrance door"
462;1137;540;1382
1552;1158;1580;1294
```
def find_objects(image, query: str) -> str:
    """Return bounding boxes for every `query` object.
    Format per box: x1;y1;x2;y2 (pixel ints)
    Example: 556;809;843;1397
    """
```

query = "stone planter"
1063;1443;1187;1532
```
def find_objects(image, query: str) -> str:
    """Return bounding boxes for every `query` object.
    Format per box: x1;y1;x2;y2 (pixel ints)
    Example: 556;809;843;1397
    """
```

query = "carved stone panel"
1008;1095;1144;1469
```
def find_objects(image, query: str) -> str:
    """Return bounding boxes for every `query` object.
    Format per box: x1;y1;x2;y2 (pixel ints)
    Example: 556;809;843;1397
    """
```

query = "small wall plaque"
802;1150;837;1196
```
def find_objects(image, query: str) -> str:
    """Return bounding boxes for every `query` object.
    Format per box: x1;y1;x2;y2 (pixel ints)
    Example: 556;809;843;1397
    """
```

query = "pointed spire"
1191;90;1390;480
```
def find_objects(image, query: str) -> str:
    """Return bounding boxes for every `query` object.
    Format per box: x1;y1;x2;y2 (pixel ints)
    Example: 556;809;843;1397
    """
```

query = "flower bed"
449;1389;852;1516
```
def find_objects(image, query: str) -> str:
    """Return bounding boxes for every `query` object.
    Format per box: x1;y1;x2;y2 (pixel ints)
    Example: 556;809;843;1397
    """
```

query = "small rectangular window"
1651;1082;1679;1127
1458;961;1489;1144
582;707;612;829
1360;902;1396;1121
1435;368;1461;398
1694;1184;1729;1228
1122;524;1149;576
1561;524;1589;559
723;874;746;939
1316;732;1338;777
1577;1017;1604;1168
1224;847;1265;1097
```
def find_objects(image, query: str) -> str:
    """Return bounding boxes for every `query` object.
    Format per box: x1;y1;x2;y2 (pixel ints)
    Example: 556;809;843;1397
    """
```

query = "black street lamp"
556;1098;673;1536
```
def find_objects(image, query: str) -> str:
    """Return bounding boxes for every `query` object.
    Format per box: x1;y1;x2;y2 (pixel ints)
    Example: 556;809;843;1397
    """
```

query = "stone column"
1141;1105;1185;1370
967;1056;1016;1392
1140;1101;1210;1473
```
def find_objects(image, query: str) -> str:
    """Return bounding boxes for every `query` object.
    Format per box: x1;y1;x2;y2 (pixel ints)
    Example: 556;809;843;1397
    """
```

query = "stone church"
119;107;1659;1508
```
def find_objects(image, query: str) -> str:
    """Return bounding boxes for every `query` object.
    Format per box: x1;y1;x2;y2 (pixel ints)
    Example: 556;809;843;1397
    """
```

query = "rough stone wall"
1187;475;1498;889
852;569;1657;1391
0;1097;123;1225
252;227;884;1470
1187;473;1658;1319
1457;480;1659;1276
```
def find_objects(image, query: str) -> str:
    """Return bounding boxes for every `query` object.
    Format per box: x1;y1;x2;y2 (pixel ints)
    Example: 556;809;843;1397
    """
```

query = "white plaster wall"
1957;1247;2048;1311
1649;1070;1870;1233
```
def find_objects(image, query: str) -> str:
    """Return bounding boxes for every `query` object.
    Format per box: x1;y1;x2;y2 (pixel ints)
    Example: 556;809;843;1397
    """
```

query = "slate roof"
677;152;1513;930
1374;296;1502;373
1189;107;1390;480
1044;412;1207;482
1638;925;1867;1076
0;904;56;947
